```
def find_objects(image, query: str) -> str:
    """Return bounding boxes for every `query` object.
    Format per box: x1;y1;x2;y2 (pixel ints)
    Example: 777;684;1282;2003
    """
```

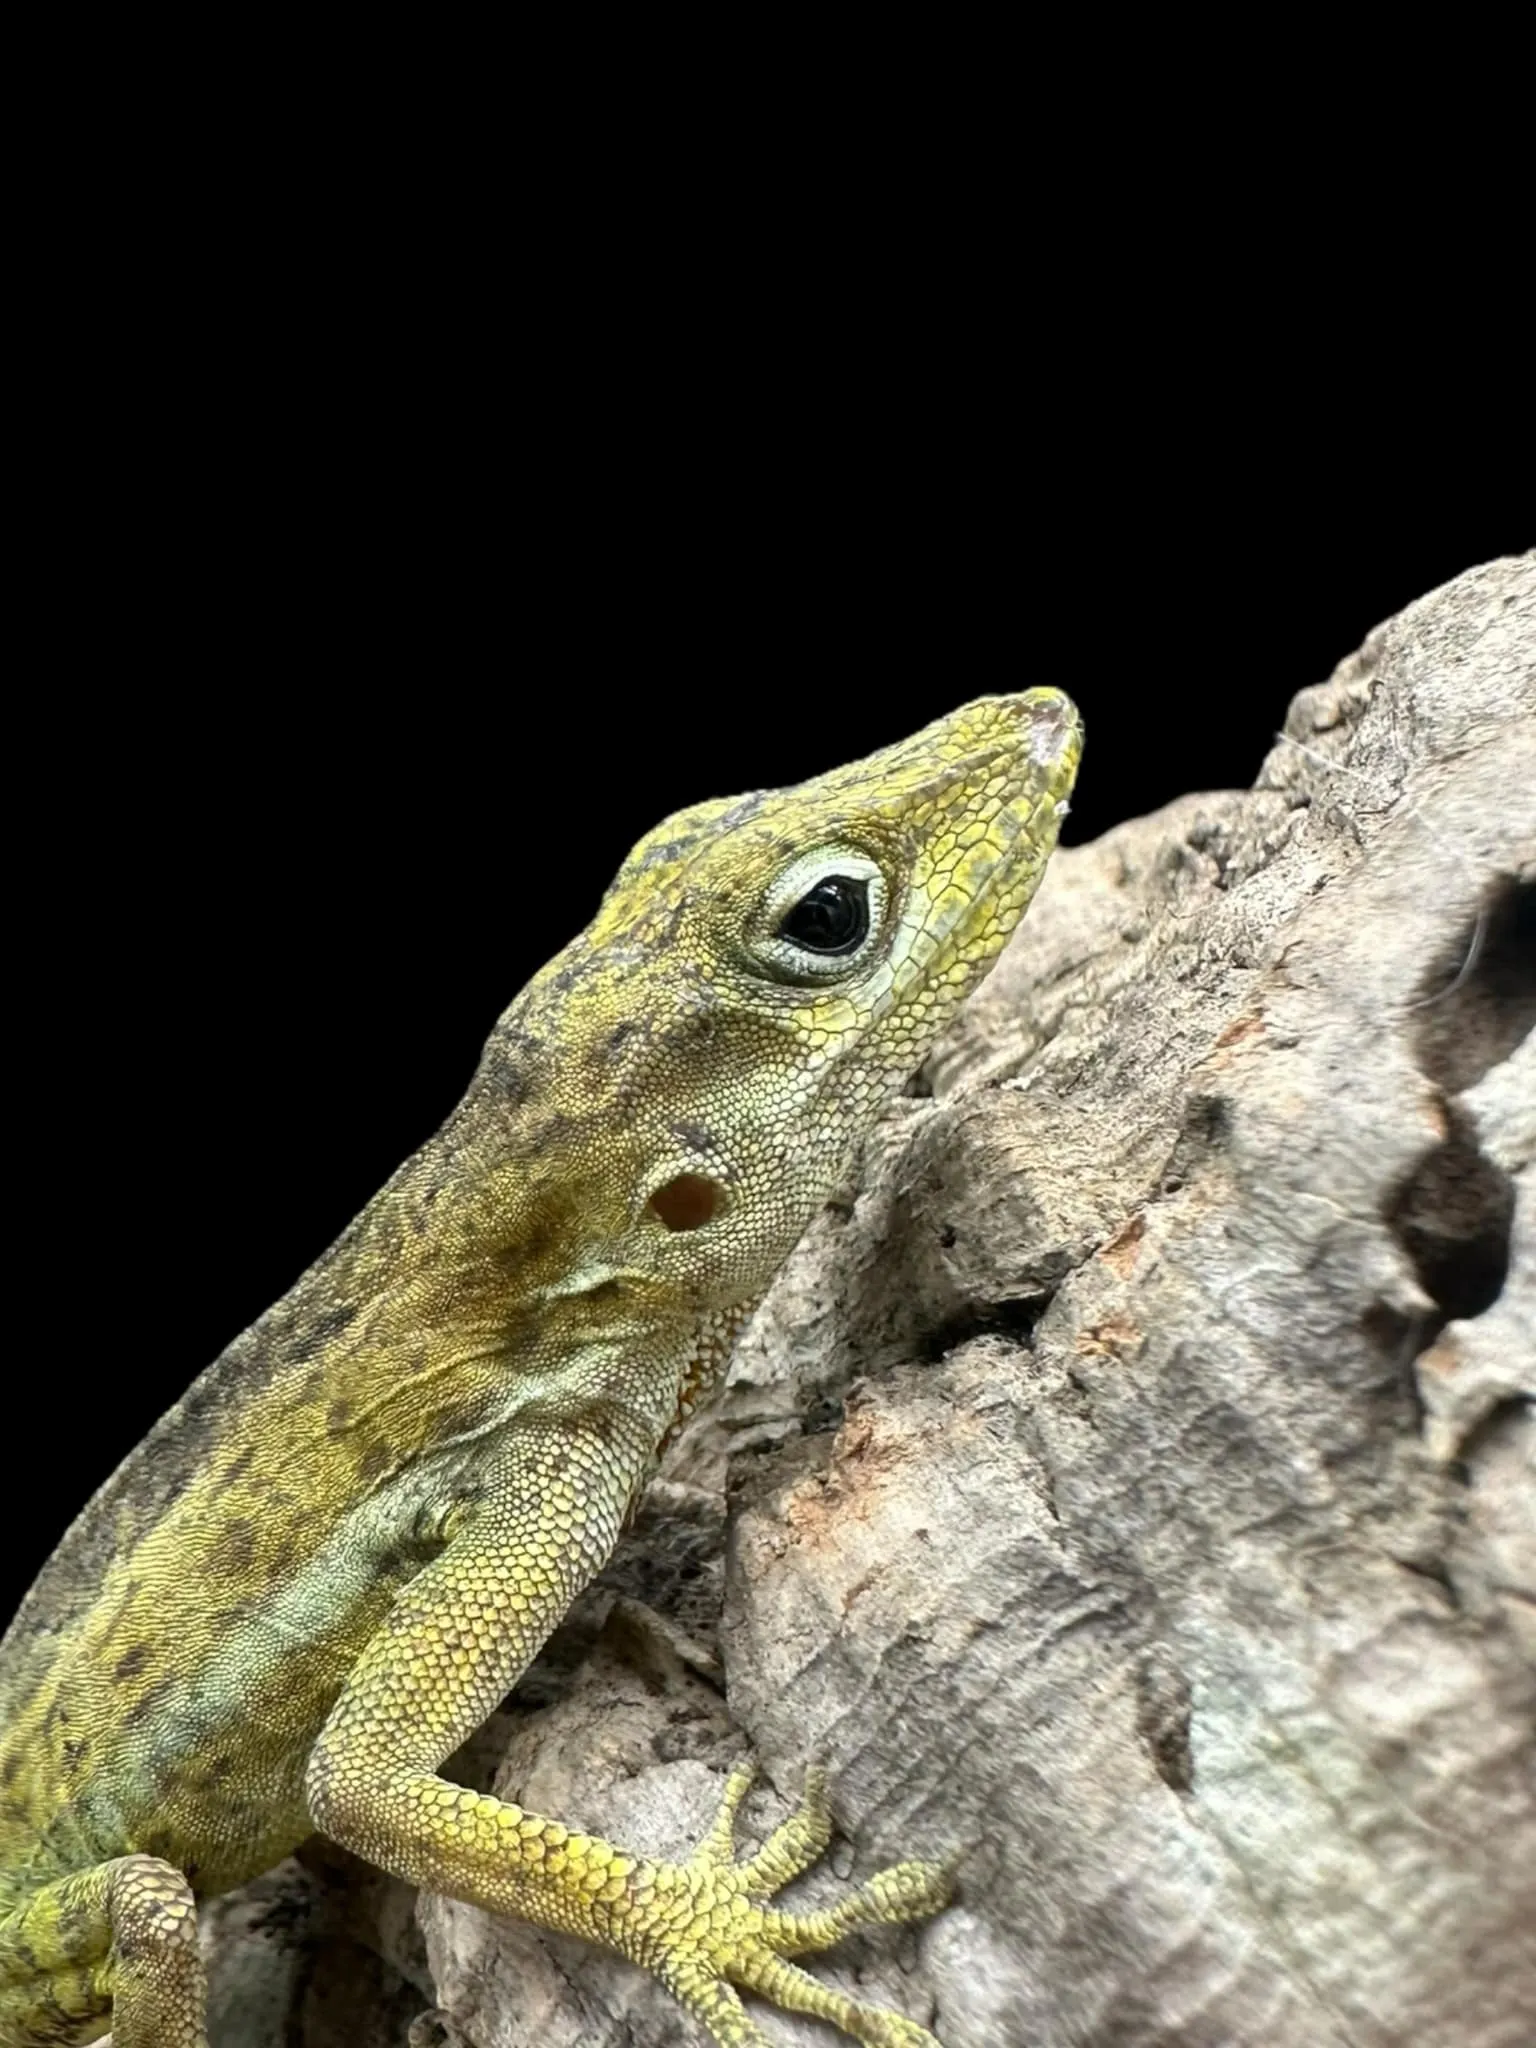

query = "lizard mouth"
885;688;1083;987
947;688;1083;818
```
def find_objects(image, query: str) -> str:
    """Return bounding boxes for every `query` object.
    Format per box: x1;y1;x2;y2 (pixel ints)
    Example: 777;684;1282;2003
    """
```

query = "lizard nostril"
648;1174;724;1232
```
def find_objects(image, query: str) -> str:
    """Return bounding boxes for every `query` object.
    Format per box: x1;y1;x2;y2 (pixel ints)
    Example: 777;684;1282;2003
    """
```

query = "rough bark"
203;554;1536;2048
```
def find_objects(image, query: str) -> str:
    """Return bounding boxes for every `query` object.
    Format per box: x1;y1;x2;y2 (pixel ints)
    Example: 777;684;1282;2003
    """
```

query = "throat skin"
0;690;1082;2048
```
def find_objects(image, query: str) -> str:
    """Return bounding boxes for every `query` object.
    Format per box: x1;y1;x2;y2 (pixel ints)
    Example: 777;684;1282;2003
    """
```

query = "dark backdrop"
11;493;1527;1622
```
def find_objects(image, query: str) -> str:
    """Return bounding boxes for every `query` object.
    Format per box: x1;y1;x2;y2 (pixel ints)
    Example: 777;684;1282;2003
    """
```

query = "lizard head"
472;690;1081;1320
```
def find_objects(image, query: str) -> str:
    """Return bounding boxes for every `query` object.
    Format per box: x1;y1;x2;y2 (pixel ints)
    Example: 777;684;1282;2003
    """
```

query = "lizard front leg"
305;1417;950;2048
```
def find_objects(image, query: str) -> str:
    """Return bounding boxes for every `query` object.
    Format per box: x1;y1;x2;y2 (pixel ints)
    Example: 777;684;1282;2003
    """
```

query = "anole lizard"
0;690;1082;2047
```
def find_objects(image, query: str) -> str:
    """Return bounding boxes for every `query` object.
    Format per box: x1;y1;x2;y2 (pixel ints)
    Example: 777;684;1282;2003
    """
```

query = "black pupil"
779;876;869;954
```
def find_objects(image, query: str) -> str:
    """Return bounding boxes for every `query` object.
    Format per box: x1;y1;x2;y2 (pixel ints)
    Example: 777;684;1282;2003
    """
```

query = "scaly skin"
0;692;1082;2047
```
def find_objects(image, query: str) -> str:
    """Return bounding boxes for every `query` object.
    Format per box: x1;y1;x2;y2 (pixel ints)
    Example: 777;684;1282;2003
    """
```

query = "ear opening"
648;1173;724;1232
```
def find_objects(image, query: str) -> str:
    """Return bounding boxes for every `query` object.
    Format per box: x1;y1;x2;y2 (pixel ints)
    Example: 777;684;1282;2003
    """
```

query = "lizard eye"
749;846;887;983
779;876;869;956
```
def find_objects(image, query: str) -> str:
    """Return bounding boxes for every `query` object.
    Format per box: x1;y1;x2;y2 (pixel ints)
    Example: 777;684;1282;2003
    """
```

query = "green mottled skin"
0;693;1082;2047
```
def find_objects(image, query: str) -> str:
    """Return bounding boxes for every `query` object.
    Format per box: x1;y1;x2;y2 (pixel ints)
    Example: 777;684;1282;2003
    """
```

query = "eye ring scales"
748;848;887;985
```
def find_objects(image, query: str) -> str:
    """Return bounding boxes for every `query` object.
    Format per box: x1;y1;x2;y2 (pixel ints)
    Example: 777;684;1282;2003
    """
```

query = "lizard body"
0;692;1081;2047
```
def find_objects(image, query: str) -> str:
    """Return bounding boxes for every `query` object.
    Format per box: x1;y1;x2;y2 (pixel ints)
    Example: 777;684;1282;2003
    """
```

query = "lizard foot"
627;1761;951;2048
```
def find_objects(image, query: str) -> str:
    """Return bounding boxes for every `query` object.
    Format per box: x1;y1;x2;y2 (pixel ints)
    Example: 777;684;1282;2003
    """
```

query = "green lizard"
0;690;1082;2048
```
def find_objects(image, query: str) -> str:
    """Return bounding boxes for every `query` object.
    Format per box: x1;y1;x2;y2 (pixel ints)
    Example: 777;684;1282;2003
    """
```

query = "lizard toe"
760;1854;956;1958
731;1948;944;2047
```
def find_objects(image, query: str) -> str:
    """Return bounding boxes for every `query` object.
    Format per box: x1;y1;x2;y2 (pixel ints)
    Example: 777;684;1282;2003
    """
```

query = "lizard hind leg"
1;1855;208;2048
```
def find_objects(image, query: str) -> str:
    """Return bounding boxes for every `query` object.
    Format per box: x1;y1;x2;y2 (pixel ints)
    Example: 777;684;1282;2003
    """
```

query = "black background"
11;406;1529;1623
